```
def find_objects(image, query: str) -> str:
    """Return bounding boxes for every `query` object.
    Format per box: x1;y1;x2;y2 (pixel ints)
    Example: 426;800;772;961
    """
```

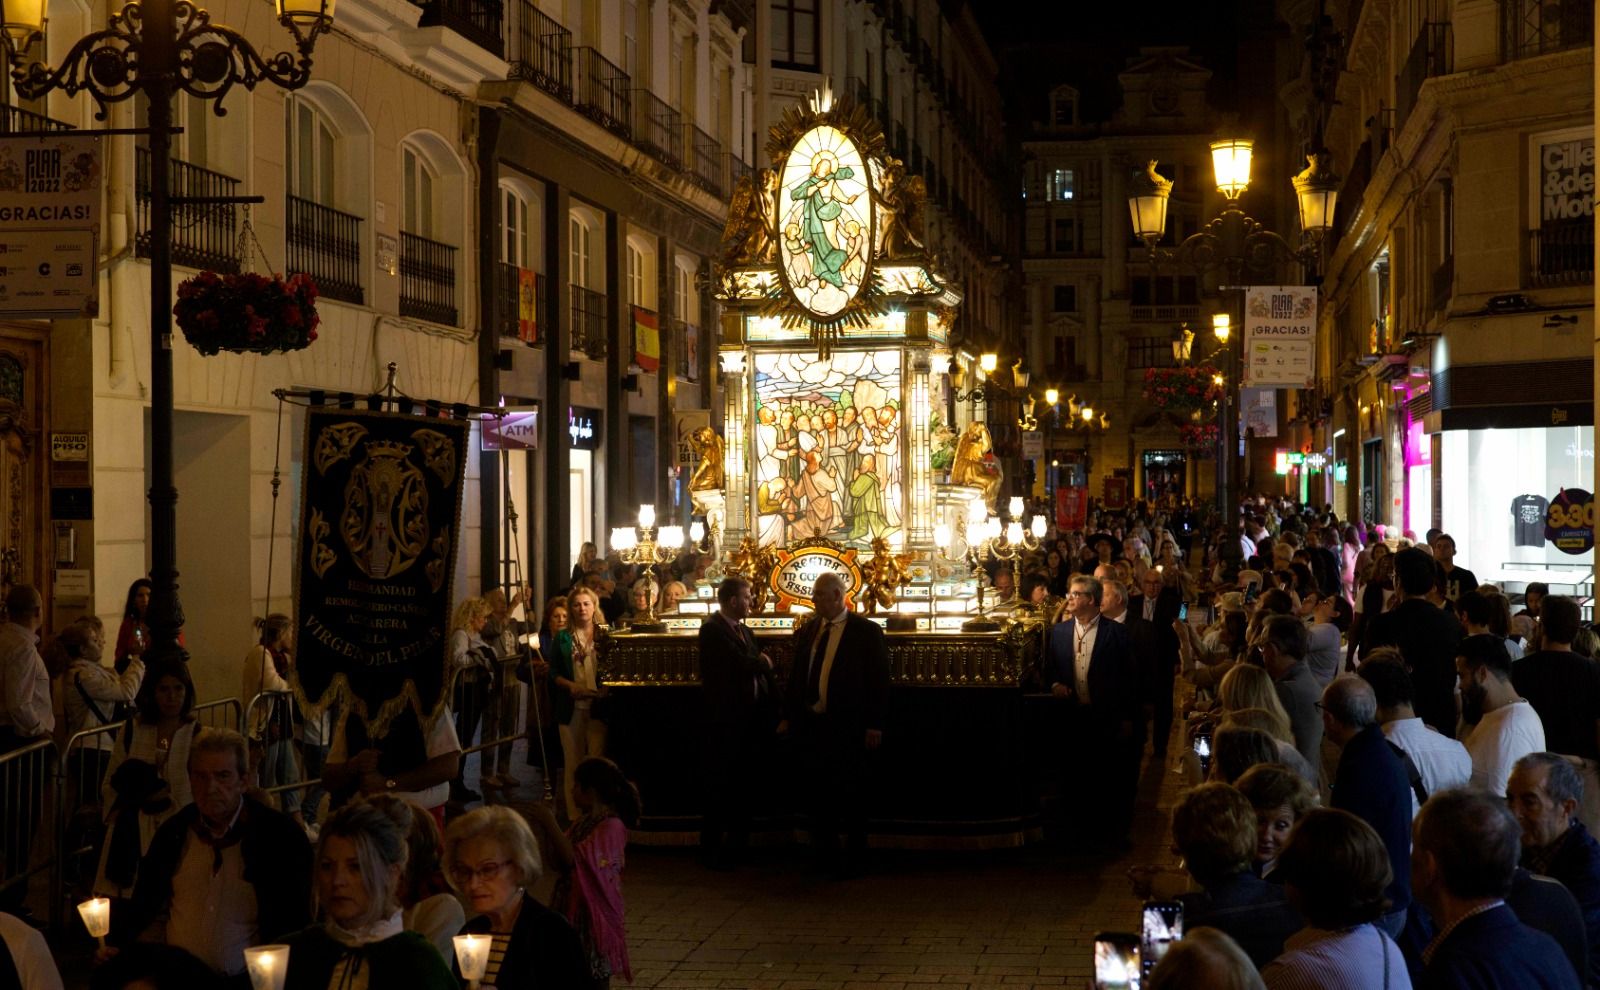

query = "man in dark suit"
781;572;890;876
1362;547;1466;737
1413;788;1580;988
1045;574;1141;846
697;575;777;869
1131;567;1182;751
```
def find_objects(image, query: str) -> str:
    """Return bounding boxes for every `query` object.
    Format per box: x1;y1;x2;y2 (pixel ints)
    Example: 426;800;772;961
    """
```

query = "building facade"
1286;0;1593;594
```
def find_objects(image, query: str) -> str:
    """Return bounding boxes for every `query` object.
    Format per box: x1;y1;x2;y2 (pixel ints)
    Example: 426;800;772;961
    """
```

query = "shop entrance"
1142;450;1187;505
1362;438;1383;526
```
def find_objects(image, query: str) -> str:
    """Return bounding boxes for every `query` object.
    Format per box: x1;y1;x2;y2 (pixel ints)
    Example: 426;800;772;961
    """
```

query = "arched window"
287;96;338;206
402;145;438;240
398;133;468;326
499;178;541;270
569;209;597;290
627;242;646;307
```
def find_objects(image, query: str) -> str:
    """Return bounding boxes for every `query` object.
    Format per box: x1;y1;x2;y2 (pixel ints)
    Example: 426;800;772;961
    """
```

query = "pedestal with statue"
599;90;1057;848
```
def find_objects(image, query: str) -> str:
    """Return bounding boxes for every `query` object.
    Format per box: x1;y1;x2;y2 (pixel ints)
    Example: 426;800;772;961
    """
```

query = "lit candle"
243;945;290;990
77;897;110;947
454;934;492;989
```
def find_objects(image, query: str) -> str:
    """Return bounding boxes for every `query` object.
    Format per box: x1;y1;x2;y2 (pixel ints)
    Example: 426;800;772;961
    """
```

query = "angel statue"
718;168;778;266
876;158;928;260
725;537;781;613
862;536;914;615
687;426;725;493
949;422;1003;512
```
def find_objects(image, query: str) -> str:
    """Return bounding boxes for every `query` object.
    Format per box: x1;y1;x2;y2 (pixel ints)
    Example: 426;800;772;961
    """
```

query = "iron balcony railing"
399;231;457;325
496;262;543;340
688;124;722;197
1530;221;1594;285
135;148;241;273
569;46;630;137
726;153;752;192
286;195;363;305
630;89;683;168
1502;0;1593;59
414;0;503;58
570;284;607;359
506;0;571;100
0;104;72;133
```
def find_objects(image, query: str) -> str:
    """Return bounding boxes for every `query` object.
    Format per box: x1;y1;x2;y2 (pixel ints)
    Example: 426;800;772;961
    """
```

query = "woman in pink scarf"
535;756;638;987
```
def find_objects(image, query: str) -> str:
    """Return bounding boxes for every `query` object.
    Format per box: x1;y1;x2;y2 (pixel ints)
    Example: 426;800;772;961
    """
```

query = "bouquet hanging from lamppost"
1179;422;1220;456
1141;365;1224;414
173;271;321;356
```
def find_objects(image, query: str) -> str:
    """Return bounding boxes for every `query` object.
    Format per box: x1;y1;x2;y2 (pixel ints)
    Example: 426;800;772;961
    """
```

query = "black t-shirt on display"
1513;494;1550;547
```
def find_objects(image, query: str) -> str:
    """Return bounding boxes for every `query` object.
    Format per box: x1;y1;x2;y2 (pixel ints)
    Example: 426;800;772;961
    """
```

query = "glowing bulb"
637;504;656;529
1212;312;1232;341
689;520;706;543
1081;406;1094;422
1031;516;1047;540
1008;496;1025;519
979;352;998;374
1044;388;1060;406
658;525;685;547
1006;521;1024;545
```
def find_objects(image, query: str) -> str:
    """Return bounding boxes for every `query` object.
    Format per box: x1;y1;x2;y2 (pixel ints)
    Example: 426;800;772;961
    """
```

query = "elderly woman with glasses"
280;801;457;990
443;806;588;987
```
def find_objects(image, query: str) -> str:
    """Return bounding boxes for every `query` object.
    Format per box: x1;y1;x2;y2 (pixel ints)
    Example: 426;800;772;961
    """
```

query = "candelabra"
609;504;684;633
987;496;1048;601
934;499;1003;632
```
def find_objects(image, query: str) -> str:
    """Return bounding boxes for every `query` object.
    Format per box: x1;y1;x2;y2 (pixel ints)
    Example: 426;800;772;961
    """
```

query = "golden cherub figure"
862;536;914;614
725;537;781;613
687;426;725;493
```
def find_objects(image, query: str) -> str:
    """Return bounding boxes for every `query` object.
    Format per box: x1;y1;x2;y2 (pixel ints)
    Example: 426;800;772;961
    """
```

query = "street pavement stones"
614;744;1191;989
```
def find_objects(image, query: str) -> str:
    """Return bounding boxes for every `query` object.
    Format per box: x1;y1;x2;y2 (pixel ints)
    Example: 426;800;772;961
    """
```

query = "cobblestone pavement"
617;745;1191;989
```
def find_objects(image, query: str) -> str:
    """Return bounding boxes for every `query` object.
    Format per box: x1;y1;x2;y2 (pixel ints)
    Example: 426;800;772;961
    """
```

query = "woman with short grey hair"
281;801;456;990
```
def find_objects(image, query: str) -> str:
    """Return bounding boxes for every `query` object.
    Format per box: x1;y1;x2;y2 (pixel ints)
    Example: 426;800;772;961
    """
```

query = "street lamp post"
1127;140;1340;513
2;0;335;659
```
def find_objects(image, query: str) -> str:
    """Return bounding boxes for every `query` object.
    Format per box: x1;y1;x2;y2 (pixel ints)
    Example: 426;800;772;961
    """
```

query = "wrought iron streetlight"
2;0;334;660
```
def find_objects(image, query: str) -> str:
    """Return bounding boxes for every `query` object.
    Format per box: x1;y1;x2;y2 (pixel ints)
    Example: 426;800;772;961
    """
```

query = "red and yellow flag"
517;268;538;344
632;305;660;373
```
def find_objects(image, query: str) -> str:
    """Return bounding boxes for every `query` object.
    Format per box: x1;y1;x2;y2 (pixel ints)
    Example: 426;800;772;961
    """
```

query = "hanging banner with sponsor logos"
0;134;102;318
1545;487;1595;555
1243;286;1317;388
294;407;469;739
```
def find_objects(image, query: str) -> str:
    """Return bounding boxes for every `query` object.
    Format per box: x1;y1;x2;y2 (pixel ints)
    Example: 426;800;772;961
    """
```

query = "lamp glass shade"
1005;521;1024;545
1030;515;1048;539
1210;139;1254;199
3;0;46;37
1127;160;1173;242
453;935;492;982
658;525;684;548
966;499;987;526
276;0;333;23
637;504;656;529
986;516;1002;541
1292;152;1341;235
610;527;637;552
1044;388;1059;406
77;897;111;938
1212;312;1231;342
689;520;705;543
979;352;998;374
244;946;290;990
1081;406;1094;422
1007;496;1025;519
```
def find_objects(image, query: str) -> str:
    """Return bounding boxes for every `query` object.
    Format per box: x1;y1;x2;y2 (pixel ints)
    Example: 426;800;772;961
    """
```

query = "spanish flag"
517;268;538;344
632;305;660;373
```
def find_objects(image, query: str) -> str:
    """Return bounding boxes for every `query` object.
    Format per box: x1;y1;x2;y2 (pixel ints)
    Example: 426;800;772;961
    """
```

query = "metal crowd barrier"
0;738;56;919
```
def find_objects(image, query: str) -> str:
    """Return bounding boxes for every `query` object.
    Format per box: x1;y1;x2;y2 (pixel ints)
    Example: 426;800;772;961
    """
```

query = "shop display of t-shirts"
1513;493;1549;548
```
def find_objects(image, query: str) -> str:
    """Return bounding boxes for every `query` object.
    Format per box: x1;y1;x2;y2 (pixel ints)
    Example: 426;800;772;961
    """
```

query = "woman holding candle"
279;801;456;990
444;806;587;987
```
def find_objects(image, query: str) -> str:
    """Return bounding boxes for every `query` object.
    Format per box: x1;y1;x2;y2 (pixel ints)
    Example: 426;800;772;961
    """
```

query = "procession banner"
1243;286;1317;388
0;133;103;318
294;406;469;736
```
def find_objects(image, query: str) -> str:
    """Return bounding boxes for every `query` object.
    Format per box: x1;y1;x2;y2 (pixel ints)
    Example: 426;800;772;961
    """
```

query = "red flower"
173;270;321;356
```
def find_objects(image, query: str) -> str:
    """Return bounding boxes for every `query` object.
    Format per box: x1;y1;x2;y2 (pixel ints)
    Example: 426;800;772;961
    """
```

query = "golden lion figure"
949;422;1002;512
862;536;913;614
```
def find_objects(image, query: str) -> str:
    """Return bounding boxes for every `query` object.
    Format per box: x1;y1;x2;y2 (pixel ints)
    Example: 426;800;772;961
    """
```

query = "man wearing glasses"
1044;575;1141;849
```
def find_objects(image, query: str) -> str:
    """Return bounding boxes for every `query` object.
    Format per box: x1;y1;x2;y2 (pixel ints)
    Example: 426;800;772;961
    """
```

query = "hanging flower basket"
174;271;320;356
1142;365;1224;413
1180;422;1220;455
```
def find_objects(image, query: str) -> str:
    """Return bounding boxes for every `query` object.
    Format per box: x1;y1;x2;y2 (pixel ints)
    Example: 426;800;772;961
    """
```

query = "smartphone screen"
1192;733;1212;776
1141;902;1183;975
1093;933;1141;990
1178;601;1188;621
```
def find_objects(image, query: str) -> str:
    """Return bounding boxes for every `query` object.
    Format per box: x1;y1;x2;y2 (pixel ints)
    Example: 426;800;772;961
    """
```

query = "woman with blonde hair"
1217;665;1293;730
551;585;610;818
448;596;495;804
281;801;457;990
363;794;463;958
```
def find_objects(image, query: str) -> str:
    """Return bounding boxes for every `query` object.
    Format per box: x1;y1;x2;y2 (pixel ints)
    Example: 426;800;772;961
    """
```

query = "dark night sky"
966;0;1263;128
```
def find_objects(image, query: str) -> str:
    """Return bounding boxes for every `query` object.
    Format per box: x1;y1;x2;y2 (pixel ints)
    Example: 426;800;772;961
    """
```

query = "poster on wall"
1243;286;1317;388
1539;134;1593;225
294;407;469;739
1242;389;1279;438
0;133;102;318
1545;487;1594;554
